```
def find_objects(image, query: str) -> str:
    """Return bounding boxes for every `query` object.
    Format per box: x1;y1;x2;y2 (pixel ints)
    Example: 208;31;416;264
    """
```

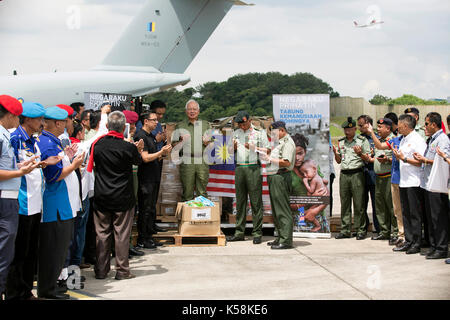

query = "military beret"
44;106;68;120
123;110;139;124
341;117;356;129
21;102;45;118
404;107;419;115
270;121;287;130
0;95;23;116
234;110;250;123
377;118;393;127
56;104;75;117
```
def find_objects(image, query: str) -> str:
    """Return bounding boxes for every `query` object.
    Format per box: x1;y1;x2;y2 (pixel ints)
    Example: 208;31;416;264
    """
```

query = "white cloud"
0;0;449;100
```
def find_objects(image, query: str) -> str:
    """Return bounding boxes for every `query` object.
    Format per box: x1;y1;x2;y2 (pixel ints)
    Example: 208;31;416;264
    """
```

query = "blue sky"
0;0;449;100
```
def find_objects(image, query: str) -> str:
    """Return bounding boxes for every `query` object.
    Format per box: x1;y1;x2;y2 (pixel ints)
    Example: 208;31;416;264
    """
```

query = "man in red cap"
123;110;139;141
0;95;40;300
56;104;75;148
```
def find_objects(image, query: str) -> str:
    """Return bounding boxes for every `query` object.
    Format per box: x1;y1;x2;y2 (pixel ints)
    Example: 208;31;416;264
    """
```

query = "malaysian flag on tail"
206;133;270;198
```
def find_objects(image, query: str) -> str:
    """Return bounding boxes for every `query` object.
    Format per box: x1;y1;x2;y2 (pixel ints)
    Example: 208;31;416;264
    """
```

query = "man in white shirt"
412;112;450;259
392;114;427;254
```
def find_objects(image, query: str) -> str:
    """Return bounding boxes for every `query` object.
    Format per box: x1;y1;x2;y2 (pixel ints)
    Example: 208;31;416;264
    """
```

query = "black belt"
276;168;289;174
341;168;363;175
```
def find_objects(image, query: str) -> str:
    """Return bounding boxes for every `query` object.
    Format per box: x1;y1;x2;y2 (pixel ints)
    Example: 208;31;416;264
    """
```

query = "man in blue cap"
36;106;85;300
5;102;47;300
0;95;40;301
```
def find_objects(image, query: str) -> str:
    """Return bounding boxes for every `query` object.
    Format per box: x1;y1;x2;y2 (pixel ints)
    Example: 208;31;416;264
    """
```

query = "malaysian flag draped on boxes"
206;131;271;216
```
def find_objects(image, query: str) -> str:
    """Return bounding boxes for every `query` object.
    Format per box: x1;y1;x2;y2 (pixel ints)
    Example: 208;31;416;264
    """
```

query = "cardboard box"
176;202;221;235
160;203;177;216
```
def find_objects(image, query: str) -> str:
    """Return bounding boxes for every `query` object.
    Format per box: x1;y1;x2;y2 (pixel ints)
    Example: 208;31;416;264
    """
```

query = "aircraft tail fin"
95;0;251;74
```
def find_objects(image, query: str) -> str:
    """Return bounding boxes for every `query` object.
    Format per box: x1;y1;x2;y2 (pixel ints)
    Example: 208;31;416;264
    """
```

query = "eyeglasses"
148;118;158;122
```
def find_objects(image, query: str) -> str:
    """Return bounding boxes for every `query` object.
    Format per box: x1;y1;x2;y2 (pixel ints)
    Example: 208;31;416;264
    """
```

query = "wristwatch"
402;157;408;163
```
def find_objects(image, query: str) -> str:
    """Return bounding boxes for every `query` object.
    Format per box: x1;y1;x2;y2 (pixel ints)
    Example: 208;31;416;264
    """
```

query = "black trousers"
83;197;97;264
399;187;423;248
329;173;335;217
37;217;74;297
137;181;159;243
6;213;41;300
424;190;449;253
363;170;380;233
0;199;19;295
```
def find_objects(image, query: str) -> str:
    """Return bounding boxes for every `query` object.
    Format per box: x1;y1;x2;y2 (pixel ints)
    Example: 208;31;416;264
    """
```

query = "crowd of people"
0;93;449;300
332;109;450;262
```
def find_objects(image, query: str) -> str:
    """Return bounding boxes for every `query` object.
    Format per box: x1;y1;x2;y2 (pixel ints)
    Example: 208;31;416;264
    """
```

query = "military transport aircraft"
0;0;252;106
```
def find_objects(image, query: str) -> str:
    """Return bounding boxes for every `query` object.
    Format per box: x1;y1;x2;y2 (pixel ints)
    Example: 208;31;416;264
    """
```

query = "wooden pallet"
155;215;178;223
227;214;274;224
153;230;226;247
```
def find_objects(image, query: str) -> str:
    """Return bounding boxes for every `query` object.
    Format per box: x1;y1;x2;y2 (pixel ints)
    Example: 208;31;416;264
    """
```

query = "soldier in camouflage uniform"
332;117;371;240
227;111;270;244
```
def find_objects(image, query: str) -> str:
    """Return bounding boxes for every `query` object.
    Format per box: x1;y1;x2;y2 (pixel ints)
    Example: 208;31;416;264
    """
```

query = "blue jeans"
66;198;90;267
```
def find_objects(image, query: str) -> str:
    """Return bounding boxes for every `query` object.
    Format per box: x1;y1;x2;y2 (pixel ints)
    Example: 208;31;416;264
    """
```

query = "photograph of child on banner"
290;133;330;233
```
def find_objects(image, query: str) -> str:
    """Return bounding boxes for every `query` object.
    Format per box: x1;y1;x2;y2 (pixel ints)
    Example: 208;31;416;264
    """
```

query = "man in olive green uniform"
405;107;426;140
172;99;212;201
260;121;296;249
227;111;270;244
371;118;398;241
332;117;371;240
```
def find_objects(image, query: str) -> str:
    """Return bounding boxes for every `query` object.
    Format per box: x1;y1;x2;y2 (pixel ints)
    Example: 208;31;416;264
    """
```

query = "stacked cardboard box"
159;159;183;216
232;196;272;216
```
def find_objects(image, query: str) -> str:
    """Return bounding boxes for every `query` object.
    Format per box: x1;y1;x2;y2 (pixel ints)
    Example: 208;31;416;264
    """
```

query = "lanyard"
424;131;443;155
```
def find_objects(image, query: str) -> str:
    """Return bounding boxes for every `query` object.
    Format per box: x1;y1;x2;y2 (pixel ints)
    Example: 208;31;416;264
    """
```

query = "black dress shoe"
406;246;421;254
393;243;410;252
154;225;168;233
267;240;279;246
41;293;70;300
95;274;107;280
426;251;448;260
351;232;357;238
129;246;145;256
356;234;366;240
335;233;351;239
420;248;435;256
371;234;389;240
56;280;67;293
115;273;136;280
271;243;293;250
388;237;399;245
253;237;262;244
143;239;157;250
445;258;450;264
226;235;245;242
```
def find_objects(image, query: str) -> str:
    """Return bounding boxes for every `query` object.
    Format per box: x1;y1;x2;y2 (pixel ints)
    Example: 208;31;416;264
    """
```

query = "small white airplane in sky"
353;19;385;28
0;0;252;106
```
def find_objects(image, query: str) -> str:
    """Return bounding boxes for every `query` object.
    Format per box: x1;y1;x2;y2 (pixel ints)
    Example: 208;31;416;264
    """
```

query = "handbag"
426;154;449;194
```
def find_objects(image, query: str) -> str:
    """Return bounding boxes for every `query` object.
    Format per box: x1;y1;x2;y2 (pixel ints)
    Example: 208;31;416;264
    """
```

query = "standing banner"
273;94;331;238
84;92;132;111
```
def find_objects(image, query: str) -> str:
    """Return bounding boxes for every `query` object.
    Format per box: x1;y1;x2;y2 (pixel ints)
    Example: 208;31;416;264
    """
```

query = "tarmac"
56;232;449;300
32;155;450;301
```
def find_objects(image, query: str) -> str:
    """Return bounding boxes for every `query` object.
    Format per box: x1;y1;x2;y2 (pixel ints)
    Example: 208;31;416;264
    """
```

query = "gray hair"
398;114;416;130
107;111;126;133
185;99;200;111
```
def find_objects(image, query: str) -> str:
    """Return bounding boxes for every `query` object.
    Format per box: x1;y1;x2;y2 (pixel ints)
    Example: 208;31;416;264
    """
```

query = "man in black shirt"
91;111;144;280
134;112;172;249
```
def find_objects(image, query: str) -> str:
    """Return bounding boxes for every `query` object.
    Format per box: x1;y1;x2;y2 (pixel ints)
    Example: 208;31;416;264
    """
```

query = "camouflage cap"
341;117;356;129
234;110;250;123
404;107;419;115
